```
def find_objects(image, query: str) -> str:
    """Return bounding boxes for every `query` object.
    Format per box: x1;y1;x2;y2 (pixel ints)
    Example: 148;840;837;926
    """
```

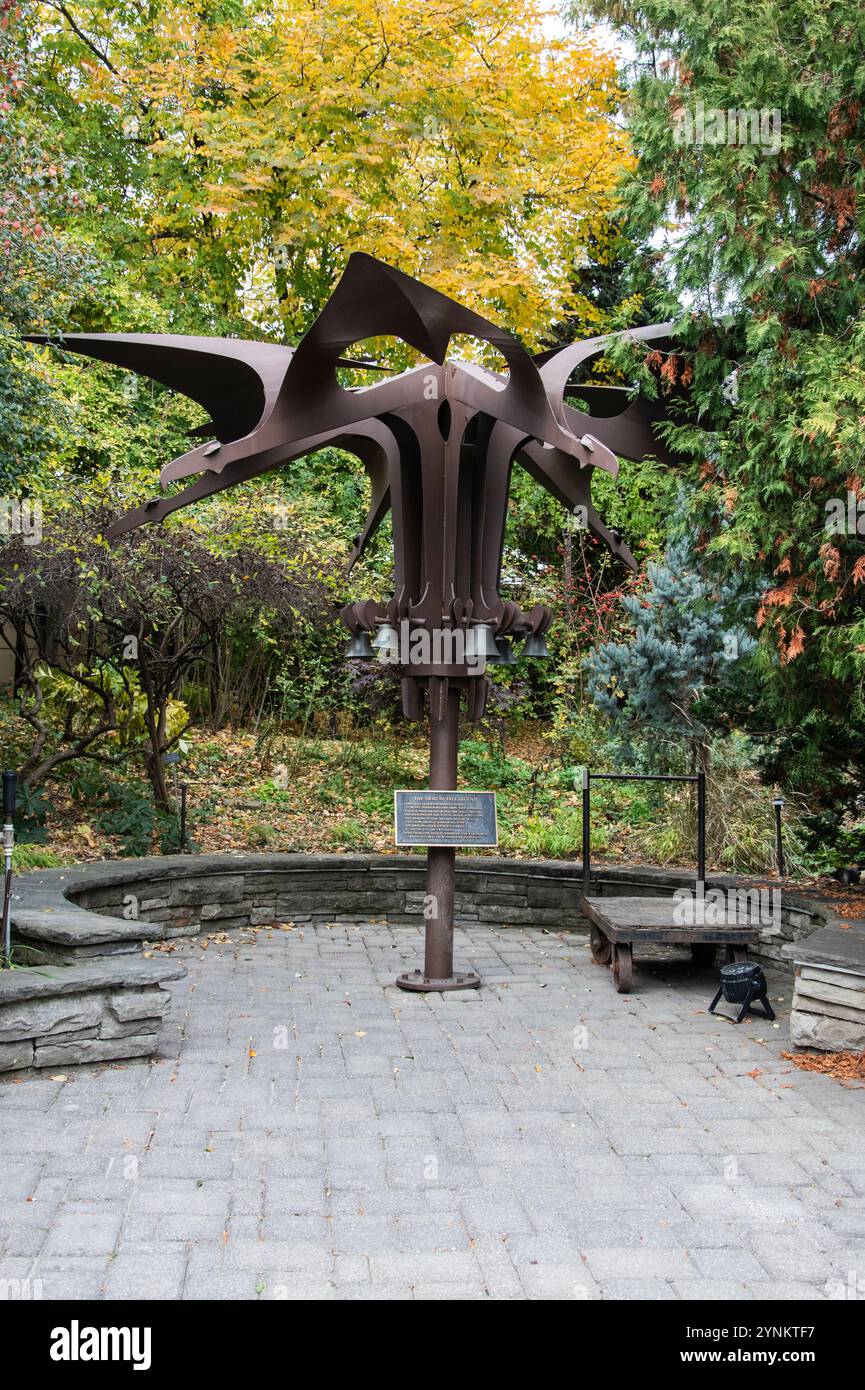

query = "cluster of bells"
345;622;550;664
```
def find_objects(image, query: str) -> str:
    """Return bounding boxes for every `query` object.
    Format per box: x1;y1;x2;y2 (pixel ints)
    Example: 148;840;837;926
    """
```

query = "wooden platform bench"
582;895;760;993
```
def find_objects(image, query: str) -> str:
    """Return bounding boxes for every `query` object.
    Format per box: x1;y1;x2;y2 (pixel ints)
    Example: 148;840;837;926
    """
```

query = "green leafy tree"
27;0;633;343
0;0;101;485
574;0;865;835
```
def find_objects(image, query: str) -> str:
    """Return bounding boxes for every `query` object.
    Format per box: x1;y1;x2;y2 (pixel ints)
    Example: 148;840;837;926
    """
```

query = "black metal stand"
708;963;775;1024
179;782;188;853
582;769;707;897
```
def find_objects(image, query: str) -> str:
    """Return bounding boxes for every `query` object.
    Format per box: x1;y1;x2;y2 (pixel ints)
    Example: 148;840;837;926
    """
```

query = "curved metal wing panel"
24;332;292;444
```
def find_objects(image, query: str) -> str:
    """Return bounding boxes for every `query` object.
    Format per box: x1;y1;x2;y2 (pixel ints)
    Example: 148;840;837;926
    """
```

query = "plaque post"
396;684;480;992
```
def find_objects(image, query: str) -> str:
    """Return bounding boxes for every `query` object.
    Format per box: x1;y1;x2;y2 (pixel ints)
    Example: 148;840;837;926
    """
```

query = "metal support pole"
396;685;480;992
2;771;17;969
424;686;459;981
582;768;591;899
179;783;188;853
773;797;785;879
696;771;706;891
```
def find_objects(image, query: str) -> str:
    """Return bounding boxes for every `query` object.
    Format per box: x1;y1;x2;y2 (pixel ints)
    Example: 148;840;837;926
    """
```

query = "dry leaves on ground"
781;1048;865;1085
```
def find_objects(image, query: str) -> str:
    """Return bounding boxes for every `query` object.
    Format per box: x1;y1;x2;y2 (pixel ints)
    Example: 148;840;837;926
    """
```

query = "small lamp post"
773;796;786;879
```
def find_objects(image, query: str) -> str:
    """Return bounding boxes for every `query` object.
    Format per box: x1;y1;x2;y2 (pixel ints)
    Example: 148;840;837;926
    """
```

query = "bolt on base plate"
396;970;481;993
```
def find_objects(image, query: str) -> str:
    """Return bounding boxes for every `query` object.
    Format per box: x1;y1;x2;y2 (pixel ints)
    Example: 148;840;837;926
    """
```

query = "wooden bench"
582;895;760;993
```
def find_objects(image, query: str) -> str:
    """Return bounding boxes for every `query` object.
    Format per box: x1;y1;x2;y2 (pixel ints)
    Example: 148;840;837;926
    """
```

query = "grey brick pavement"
1;921;863;1301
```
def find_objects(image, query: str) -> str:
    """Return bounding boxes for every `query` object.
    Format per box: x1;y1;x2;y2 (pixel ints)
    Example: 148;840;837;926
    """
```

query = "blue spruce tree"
586;532;754;770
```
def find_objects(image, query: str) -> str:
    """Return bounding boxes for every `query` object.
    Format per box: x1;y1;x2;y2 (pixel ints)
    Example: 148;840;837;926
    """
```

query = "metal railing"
581;769;706;898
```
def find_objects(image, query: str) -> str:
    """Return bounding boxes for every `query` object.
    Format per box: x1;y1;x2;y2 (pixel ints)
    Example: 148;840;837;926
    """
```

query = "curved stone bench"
6;850;852;963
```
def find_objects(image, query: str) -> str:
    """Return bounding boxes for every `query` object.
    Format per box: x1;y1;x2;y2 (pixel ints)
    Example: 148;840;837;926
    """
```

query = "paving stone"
689;1248;770;1282
370;1249;478;1283
520;1262;602;1300
0;917;858;1301
331;1217;401;1255
101;1245;188;1299
338;1279;414;1300
746;1233;836;1282
225;1238;333;1277
600;1278;678;1300
334;1255;371;1283
129;1179;231;1217
747;1281;828;1300
584;1247;700;1281
43;1211;123;1258
671;1279;752;1299
29;1257;110;1301
460;1196;534;1235
181;1271;264;1299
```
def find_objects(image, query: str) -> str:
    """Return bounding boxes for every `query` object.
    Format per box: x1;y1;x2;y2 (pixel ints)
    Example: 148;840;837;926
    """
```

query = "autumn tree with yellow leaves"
27;0;633;346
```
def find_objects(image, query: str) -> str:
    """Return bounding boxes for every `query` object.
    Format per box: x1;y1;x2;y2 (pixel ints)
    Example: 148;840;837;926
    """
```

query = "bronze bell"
490;636;517;666
372;623;400;662
345;631;374;659
521;631;551;658
468;623;499;662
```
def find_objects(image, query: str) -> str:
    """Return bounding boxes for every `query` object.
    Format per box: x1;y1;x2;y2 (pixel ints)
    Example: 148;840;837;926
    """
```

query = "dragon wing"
24;332;292;444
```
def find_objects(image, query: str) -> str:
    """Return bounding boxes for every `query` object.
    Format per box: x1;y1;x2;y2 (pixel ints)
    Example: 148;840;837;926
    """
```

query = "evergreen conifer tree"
587;532;754;769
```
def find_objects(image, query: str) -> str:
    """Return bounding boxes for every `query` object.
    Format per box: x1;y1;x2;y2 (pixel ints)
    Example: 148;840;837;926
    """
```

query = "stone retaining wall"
8;852;840;969
0;957;186;1074
786;925;865;1053
790;964;865;1052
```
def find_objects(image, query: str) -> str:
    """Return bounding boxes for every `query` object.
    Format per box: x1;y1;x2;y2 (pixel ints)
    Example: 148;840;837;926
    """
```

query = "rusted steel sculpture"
29;254;682;991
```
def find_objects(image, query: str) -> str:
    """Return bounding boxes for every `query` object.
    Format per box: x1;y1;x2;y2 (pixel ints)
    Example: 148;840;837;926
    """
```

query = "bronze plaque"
394;790;498;847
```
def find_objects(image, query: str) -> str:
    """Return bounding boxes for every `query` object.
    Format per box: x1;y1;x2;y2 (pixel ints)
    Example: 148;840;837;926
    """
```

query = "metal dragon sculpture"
29;253;683;990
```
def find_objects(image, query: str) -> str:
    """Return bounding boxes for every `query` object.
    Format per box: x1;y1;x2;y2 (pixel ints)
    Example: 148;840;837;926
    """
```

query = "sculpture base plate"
395;970;481;993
